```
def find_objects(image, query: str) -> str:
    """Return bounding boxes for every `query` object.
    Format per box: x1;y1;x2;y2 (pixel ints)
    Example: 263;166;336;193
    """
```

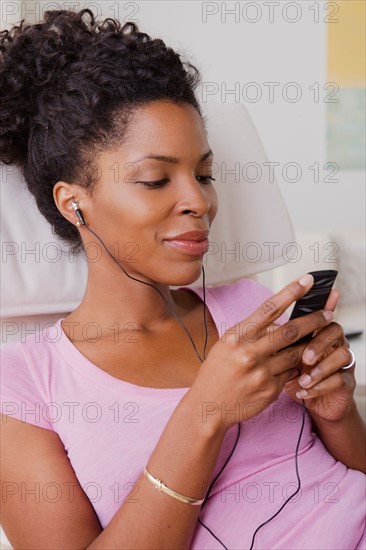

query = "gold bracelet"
143;467;205;506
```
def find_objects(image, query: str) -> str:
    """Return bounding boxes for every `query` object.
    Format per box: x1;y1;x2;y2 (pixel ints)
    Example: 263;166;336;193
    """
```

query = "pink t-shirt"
1;278;365;549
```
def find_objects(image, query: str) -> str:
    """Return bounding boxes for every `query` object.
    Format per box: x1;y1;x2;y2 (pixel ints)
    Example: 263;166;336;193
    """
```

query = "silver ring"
340;349;356;371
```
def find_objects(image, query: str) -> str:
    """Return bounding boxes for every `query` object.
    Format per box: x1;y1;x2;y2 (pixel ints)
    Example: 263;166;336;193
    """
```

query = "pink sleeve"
0;342;54;431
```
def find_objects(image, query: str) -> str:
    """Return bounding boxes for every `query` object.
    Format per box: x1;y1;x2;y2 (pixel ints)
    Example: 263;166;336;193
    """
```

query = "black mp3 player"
285;269;338;347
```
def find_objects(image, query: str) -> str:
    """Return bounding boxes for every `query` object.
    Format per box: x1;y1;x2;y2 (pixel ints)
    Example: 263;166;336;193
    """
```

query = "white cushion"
0;164;88;316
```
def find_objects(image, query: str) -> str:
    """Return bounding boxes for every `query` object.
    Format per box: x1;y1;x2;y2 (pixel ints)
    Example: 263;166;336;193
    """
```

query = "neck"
63;264;197;340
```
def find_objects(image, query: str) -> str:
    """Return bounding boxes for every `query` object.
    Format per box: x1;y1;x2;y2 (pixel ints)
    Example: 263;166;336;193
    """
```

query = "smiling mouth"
164;238;209;256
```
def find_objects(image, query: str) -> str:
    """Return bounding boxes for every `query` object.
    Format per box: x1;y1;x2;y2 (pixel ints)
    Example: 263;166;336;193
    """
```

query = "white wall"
125;1;364;232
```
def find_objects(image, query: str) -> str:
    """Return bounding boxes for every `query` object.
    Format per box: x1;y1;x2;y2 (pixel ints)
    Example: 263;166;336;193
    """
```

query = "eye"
137;176;216;189
136;179;169;188
196;175;216;184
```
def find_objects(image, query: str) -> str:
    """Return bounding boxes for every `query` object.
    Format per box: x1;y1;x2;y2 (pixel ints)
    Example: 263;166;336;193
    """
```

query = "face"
79;100;218;286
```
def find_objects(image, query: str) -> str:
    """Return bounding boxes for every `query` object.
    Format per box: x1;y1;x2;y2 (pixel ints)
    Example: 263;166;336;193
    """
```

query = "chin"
163;264;203;288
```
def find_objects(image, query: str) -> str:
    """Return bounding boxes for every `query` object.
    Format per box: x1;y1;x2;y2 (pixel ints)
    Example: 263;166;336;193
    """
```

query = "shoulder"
0;336;54;431
1;339;29;380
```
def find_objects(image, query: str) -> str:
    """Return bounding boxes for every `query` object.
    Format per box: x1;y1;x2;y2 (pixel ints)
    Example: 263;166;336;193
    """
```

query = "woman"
0;9;365;549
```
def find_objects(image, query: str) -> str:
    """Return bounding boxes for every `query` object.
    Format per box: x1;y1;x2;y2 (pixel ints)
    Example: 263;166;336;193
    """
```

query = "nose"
176;175;217;218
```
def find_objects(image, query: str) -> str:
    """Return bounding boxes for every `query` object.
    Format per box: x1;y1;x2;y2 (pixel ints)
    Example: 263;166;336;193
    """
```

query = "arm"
309;398;366;473
1;389;226;550
87;389;226;549
285;355;366;474
284;333;366;473
283;285;366;474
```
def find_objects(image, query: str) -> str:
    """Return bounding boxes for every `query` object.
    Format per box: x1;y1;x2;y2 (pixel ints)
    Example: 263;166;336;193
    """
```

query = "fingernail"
310;366;321;378
303;349;316;364
298;274;313;287
299;374;312;387
322;310;334;321
296;389;308;398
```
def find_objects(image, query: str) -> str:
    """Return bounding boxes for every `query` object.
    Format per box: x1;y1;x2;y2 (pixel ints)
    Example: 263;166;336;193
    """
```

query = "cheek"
210;188;219;218
105;196;163;243
107;194;152;223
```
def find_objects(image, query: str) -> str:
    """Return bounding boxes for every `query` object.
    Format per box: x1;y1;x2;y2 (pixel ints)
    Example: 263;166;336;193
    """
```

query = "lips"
163;229;210;256
165;230;209;241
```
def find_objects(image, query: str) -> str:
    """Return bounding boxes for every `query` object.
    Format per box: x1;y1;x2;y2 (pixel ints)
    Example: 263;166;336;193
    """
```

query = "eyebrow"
133;149;214;164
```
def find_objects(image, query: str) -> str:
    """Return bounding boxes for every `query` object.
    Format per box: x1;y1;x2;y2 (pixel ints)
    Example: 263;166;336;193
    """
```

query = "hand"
283;288;357;423
189;273;335;434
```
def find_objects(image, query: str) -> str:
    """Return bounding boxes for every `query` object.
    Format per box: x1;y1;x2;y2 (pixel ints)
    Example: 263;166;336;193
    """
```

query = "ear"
53;182;86;225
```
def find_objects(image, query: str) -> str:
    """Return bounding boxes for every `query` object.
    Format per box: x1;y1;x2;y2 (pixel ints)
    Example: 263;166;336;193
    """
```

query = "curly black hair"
0;8;203;254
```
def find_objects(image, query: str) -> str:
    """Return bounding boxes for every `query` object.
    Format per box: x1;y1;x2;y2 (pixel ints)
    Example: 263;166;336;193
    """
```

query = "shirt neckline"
52;285;229;397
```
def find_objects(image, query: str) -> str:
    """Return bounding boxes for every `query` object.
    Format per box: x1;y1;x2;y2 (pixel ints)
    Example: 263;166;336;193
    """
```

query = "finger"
308;288;340;340
257;309;334;354
324;287;339;311
259;322;282;340
301;321;344;366
295;368;355;400
297;346;355;391
269;343;306;376
277;367;301;390
232;274;315;344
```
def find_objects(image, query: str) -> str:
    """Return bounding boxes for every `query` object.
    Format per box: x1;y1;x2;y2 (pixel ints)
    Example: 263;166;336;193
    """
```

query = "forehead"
121;100;208;154
95;101;211;183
